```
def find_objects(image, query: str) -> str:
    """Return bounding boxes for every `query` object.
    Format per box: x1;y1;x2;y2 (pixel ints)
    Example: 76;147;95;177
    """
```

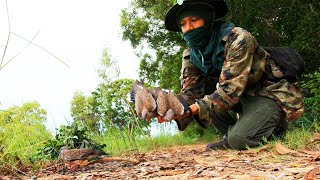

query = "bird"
151;88;185;122
60;146;105;162
167;92;185;116
130;80;185;122
153;89;169;117
130;80;157;120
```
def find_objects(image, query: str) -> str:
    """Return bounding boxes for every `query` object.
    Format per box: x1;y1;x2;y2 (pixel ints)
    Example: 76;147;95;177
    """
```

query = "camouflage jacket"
179;27;304;122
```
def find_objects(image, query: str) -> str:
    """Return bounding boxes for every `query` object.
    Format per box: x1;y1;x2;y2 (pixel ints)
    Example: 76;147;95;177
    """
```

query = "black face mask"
182;22;213;50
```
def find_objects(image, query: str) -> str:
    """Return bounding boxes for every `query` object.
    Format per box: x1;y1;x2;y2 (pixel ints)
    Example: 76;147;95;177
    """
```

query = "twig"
0;0;11;68
0;31;39;70
125;99;143;133
0;0;70;70
11;32;70;68
87;157;140;165
0;158;27;177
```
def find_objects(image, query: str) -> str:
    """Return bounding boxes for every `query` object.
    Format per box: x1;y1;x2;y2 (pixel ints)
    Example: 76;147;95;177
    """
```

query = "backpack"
263;47;305;82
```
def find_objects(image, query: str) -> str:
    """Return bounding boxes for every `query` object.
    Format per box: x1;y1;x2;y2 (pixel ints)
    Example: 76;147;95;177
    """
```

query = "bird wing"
130;80;156;119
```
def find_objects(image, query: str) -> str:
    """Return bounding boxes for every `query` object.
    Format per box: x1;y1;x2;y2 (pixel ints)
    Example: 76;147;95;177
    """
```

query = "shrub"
298;69;320;130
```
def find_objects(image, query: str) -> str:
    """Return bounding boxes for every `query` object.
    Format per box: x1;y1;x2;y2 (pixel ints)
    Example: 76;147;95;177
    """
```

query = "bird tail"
128;80;144;103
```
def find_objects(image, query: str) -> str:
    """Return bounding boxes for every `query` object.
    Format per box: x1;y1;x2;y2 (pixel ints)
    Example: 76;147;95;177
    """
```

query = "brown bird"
130;80;157;120
60;146;104;161
168;92;185;116
151;88;185;122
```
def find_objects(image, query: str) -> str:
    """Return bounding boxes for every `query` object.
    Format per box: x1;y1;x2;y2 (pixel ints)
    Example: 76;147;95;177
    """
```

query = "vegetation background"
0;0;319;177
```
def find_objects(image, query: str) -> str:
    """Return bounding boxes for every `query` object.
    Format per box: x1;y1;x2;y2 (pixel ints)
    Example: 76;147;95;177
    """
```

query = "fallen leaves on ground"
25;143;320;179
3;143;320;179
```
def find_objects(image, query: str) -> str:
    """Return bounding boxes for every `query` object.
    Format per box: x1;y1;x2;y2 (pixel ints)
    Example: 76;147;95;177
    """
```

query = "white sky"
0;0;140;133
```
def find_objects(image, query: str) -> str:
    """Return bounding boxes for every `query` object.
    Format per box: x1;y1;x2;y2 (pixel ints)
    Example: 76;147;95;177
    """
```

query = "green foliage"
283;126;314;150
120;0;185;89
55;124;92;148
181;121;222;142
226;0;320;72
298;69;320;130
91;79;151;131
121;10;150;49
98;49;120;83
97;125;195;155
70;91;100;132
70;48;152;143
39;123;105;160
0;102;51;165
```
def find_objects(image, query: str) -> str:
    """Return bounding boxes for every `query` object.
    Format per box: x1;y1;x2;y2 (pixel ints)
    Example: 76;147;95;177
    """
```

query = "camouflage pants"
213;96;287;150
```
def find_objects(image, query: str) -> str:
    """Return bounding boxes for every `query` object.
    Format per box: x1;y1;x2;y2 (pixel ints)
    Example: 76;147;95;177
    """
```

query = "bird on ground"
60;146;105;162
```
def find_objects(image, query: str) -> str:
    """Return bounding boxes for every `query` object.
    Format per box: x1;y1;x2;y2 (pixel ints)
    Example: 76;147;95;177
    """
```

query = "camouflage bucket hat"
165;0;228;32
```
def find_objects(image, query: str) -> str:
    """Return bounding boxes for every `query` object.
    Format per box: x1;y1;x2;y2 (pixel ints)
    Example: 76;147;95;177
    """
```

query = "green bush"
0;102;52;174
39;123;106;160
181;121;222;143
298;69;320;130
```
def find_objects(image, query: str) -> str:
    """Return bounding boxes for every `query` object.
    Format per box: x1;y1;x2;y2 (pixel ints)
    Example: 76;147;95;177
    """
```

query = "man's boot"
206;135;230;150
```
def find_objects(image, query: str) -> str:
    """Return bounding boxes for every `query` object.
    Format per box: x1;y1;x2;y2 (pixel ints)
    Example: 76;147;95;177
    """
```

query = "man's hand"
158;104;198;122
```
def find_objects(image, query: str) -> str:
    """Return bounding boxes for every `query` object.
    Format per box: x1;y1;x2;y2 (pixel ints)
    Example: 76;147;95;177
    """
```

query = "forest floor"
9;141;320;180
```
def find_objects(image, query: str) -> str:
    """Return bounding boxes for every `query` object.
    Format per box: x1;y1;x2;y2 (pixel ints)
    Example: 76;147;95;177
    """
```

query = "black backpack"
263;47;305;82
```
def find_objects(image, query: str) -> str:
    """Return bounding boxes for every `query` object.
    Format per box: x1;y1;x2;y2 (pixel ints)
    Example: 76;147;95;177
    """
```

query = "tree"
120;0;184;92
226;0;320;72
70;48;150;134
92;79;150;131
70;91;100;132
98;49;120;83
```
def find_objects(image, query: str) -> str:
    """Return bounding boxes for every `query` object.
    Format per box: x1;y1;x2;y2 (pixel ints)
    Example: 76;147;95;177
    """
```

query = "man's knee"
227;133;251;150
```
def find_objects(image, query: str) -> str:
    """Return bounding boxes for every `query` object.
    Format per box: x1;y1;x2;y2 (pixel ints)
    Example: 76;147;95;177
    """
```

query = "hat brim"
165;1;228;32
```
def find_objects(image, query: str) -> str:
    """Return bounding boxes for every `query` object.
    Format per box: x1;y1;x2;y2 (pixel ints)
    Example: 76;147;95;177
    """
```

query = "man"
134;0;304;150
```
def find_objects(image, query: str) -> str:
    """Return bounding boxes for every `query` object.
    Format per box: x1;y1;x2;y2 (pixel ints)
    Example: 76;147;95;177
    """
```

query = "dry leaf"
304;166;320;180
300;150;320;156
312;133;320;141
194;158;219;167
310;155;320;162
305;133;320;145
89;157;140;165
157;169;187;176
240;144;270;154
275;143;301;155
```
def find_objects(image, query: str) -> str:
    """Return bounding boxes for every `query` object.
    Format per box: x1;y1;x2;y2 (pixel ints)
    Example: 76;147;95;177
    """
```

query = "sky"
0;0;142;133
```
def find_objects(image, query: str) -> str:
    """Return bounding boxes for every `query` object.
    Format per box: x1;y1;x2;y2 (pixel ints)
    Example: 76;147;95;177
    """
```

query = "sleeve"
178;48;207;105
196;29;258;120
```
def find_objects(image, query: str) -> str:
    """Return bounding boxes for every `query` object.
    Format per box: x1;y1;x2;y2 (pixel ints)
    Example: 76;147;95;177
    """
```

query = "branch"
0;0;11;68
0;31;39;70
11;32;70;68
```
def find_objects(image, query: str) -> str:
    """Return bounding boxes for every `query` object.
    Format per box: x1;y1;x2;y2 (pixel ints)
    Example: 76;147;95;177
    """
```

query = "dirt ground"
8;142;317;180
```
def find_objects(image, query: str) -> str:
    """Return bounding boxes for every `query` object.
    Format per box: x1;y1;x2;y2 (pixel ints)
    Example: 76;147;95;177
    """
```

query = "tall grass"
92;120;223;156
92;124;196;156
